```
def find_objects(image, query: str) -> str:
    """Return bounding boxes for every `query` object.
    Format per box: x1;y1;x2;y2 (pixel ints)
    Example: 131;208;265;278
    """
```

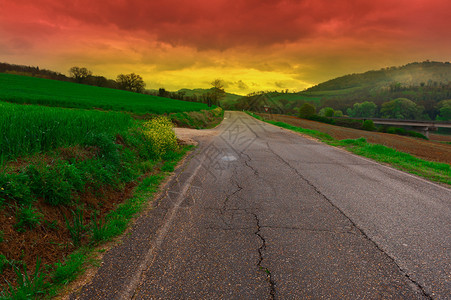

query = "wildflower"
142;116;178;158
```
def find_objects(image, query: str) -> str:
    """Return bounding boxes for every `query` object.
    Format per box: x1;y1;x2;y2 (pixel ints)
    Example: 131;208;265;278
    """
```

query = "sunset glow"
1;0;451;94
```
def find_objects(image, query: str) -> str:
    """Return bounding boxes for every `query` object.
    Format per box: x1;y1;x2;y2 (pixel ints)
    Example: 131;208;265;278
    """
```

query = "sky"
1;0;451;94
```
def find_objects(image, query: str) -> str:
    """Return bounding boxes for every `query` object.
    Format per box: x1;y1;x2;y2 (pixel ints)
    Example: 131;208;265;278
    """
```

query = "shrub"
362;120;376;131
318;107;335;117
298;103;316;119
406;131;428;139
142;117;179;158
386;127;406;135
334;110;343;117
334;118;363;129
307;115;336;124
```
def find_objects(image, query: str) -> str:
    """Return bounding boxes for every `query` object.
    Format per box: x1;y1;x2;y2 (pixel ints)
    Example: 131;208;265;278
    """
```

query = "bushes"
298;103;316;119
307;115;336;124
362;120;376;131
378;126;428;139
142;117;179;158
334;118;364;129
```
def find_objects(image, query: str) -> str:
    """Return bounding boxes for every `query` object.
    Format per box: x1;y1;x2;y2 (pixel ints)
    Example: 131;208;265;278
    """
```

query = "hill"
306;61;451;92
0;73;211;114
232;61;451;120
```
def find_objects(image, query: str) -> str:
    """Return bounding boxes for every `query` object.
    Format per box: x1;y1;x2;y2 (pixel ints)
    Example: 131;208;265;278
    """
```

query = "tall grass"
0;101;133;162
0;73;211;114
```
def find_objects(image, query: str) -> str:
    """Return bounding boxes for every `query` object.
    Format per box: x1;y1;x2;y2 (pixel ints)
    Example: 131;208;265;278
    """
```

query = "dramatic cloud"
1;0;450;93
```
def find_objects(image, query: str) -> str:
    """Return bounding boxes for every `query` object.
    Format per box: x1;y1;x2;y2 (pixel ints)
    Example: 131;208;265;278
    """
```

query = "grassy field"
0;73;211;114
0;102;134;162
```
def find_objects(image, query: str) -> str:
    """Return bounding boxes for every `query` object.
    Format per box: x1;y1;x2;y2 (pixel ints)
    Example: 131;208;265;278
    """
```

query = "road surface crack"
252;212;276;299
265;142;432;299
260;225;358;235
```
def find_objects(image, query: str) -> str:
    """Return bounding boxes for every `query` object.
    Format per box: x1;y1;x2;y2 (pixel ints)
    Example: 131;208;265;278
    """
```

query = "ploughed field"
258;113;451;165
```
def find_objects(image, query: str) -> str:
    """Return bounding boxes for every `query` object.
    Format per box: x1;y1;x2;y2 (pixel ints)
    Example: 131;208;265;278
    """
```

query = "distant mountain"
306;61;451;92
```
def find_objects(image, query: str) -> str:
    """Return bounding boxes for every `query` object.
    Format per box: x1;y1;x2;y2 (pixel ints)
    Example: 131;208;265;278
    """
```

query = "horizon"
1;0;451;94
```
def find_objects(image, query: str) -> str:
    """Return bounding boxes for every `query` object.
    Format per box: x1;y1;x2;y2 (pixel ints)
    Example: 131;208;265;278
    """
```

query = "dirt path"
258;114;451;165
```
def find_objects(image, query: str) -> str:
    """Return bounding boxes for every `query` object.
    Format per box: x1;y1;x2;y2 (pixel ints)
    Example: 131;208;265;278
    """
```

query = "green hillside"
232;61;451;120
0;73;211;114
307;61;451;92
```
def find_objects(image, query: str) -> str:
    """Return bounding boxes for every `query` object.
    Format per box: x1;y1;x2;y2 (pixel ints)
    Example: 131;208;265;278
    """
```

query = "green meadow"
0;73;210;114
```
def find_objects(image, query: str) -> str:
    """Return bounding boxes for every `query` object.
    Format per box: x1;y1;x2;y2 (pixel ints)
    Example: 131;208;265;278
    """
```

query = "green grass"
0;101;134;162
0;73;211;114
247;112;451;185
1;145;194;299
333;138;450;184
44;145;193;298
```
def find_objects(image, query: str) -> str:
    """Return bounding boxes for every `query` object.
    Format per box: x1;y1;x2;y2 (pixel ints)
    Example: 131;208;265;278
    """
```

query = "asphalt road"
72;111;450;299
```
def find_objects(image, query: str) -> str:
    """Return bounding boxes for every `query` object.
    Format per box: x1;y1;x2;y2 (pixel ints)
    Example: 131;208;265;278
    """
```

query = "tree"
116;73;146;93
210;79;226;107
436;99;451;120
347;101;378;118
158;88;168;98
319;107;335;117
334;110;343;117
380;98;423;120
69;66;92;83
298;103;316;118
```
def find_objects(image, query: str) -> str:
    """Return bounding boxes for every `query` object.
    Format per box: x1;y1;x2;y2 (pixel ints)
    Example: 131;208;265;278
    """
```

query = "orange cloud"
1;0;450;93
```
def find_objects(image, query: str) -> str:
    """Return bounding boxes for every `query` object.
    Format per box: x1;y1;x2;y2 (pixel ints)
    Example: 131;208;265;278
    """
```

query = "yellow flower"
142;116;178;158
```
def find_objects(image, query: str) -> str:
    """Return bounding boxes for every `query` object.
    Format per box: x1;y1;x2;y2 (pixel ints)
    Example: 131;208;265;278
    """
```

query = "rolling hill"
232;61;451;119
306;61;451;92
0;73;211;114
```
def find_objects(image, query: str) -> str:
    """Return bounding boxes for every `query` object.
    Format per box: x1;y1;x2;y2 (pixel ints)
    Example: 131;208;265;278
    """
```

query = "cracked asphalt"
72;111;450;299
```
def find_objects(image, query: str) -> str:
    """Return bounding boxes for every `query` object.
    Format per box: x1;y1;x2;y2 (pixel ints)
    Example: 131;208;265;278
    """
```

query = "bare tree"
116;73;146;93
69;66;92;83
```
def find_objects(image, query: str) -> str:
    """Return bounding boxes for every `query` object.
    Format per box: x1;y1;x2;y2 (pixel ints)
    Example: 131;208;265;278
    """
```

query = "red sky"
1;0;451;94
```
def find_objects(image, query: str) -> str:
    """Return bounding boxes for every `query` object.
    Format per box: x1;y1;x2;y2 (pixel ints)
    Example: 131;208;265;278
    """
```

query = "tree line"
0;62;146;94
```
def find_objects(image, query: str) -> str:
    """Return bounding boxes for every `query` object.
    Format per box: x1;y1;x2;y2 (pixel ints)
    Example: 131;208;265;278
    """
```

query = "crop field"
0;73;211;114
0;102;134;162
